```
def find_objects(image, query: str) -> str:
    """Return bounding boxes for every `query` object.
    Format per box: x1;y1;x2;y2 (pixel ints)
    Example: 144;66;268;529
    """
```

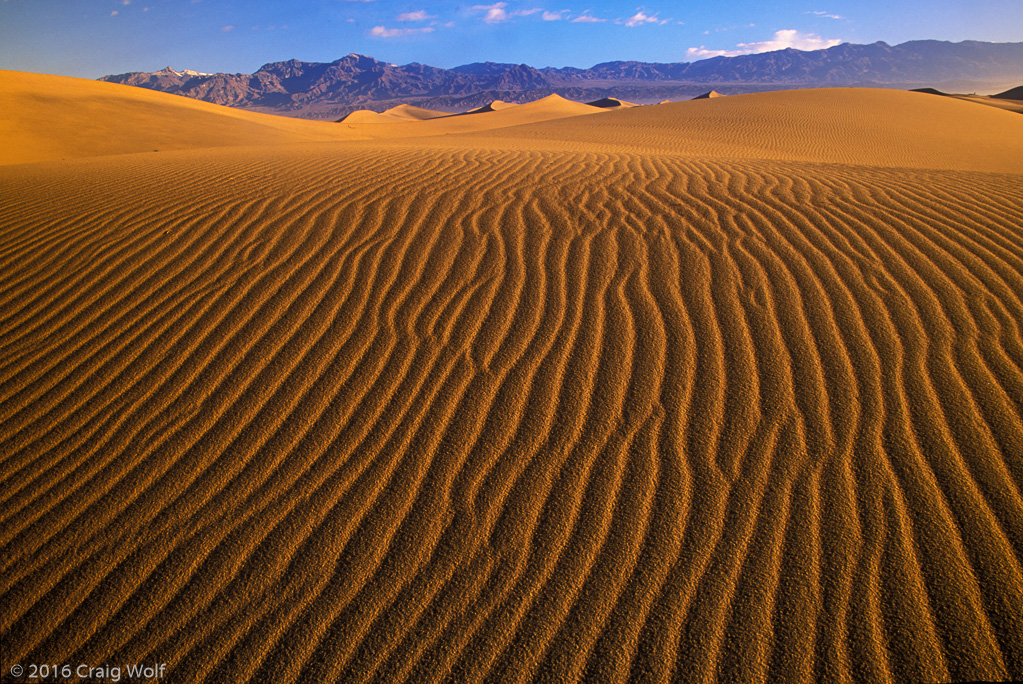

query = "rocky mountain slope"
100;40;1023;119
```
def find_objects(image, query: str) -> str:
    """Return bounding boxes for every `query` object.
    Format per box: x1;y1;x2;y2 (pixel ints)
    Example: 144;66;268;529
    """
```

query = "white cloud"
571;13;604;22
542;10;565;20
807;10;844;19
687;29;842;59
397;10;434;21
369;25;435;37
686;46;736;59
474;2;508;22
473;2;541;23
739;29;841;52
624;11;658;27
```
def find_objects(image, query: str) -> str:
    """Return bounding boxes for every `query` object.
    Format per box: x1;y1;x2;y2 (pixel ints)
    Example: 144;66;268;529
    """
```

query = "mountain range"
100;40;1023;120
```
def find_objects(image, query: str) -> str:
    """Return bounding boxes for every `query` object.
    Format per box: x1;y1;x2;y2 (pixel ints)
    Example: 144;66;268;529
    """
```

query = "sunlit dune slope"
956;95;1023;115
381;104;450;120
2;78;1023;684
0;72;609;165
339;105;455;124
0;70;356;165
337;109;400;124
459;87;1023;172
338;94;605;139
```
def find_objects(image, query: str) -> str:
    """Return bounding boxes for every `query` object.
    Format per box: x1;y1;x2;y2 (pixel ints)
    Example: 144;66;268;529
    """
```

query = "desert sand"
2;70;1023;683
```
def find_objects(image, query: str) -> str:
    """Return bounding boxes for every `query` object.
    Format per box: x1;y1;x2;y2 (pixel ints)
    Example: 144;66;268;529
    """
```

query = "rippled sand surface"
2;70;1023;683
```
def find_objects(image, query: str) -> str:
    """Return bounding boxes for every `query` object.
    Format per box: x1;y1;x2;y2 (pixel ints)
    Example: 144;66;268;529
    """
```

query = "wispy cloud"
369;25;435;37
473;2;541;23
396;10;434;21
571;13;604;23
221;25;235;31
542;10;565;21
687;29;841;59
623;10;659;27
807;10;844;19
474;2;508;23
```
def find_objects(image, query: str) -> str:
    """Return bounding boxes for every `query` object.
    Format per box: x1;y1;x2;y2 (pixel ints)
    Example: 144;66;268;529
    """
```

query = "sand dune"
460;87;1023;172
337;109;401;124
381;104;451;121
586;97;638;108
340;105;451;124
2;74;1023;684
912;85;1023;115
0;70;354;166
335;94;605;140
994;85;1023;100
956;95;1023;114
466;100;518;114
0;72;610;164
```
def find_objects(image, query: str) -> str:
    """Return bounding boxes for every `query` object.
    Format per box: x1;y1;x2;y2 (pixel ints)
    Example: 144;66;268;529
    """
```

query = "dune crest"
466;100;517;114
338;109;398;124
381;104;450;120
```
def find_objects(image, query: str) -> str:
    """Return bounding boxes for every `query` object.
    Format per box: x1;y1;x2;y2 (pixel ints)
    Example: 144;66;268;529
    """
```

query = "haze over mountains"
100;39;1023;119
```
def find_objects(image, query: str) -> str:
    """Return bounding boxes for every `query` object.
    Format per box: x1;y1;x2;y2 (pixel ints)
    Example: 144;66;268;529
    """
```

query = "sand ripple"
2;145;1022;683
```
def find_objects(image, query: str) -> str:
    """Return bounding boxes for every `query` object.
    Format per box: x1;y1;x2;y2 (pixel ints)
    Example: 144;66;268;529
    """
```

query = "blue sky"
0;0;1019;78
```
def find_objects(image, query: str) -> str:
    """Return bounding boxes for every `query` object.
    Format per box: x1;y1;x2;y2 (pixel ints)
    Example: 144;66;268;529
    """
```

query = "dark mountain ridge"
100;40;1023;119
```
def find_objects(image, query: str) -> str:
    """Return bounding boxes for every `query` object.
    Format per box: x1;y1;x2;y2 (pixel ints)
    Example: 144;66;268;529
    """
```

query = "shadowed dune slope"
0;70;356;166
466;100;518;114
2;84;1023;684
994;85;1023;100
586;97;638;108
459;87;1023;172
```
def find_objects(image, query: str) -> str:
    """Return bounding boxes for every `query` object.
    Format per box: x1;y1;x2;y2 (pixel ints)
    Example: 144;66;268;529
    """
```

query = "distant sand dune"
337;109;401;124
994;85;1023;100
456;87;1023;172
381;104;450;121
2;73;1023;683
466;100;518;114
0;70;354;165
586;97;638;108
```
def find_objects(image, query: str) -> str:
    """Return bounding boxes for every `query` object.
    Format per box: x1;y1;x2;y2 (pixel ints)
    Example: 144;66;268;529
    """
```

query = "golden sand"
2;70;1022;683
